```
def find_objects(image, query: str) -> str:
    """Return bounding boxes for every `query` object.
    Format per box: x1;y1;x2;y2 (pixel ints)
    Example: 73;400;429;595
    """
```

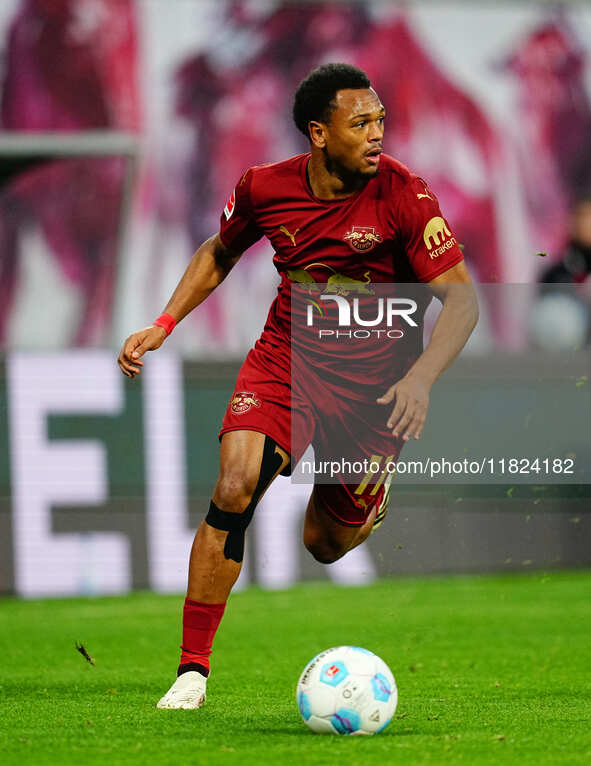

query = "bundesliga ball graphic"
296;646;397;735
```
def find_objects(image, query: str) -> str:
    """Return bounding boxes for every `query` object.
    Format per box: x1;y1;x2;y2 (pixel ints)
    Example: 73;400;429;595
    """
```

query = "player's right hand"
118;325;167;378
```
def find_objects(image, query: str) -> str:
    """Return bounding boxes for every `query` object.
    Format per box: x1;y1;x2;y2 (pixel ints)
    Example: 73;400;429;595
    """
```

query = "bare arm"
406;261;479;385
118;233;242;377
377;261;479;440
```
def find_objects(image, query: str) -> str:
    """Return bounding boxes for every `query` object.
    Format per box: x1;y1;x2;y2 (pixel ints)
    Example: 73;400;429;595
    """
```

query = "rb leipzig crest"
230;391;261;414
343;226;383;253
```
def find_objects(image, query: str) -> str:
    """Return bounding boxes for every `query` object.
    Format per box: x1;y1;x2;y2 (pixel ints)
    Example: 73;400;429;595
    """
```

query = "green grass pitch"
1;571;590;766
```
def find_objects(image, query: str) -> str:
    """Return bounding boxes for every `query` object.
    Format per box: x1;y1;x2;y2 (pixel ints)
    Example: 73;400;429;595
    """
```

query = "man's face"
315;88;385;181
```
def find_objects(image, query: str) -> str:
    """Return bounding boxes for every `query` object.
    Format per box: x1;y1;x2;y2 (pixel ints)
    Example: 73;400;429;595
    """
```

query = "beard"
322;147;378;189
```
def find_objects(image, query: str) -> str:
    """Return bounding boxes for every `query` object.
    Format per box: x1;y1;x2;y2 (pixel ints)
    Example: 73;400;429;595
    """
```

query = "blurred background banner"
0;1;590;598
1;0;591;354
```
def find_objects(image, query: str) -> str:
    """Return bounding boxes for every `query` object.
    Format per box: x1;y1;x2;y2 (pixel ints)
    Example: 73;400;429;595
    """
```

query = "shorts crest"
230;391;261;414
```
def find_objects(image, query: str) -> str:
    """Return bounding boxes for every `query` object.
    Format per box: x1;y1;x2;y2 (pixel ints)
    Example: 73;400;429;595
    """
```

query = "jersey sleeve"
396;177;464;282
219;168;264;253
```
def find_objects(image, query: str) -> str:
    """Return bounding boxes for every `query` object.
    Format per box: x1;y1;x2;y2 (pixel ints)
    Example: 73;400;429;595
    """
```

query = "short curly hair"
292;63;371;138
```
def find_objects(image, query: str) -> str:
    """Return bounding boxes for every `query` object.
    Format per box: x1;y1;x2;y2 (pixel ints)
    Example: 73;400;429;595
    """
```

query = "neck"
307;150;367;200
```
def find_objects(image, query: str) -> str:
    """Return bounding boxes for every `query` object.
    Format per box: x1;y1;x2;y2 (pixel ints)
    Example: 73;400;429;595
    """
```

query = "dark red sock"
179;598;226;675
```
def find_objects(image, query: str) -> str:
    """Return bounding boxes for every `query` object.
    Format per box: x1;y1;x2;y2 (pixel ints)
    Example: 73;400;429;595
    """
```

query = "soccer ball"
296;646;397;735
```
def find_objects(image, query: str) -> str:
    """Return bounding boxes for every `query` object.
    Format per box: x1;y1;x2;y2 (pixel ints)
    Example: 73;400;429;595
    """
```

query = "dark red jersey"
221;152;462;313
219;152;463;392
219;153;464;485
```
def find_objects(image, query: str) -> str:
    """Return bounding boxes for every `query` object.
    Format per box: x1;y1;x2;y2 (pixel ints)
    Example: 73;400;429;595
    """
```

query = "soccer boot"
156;670;207;709
371;481;391;533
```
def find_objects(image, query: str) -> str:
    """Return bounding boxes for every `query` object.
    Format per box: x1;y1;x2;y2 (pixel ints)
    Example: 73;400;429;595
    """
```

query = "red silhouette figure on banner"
503;17;591;261
0;0;140;346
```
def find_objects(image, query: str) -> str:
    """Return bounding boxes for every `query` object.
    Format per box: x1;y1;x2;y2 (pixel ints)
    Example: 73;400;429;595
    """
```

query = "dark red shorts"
220;337;401;526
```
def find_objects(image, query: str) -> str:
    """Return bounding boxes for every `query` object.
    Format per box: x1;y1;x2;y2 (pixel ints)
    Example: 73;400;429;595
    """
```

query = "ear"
308;121;327;149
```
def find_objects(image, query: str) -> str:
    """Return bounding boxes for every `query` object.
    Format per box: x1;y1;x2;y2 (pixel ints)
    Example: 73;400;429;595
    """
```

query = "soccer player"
118;63;478;709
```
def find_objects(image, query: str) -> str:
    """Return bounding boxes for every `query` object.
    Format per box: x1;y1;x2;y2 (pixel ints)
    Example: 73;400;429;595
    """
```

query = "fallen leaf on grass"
75;642;95;666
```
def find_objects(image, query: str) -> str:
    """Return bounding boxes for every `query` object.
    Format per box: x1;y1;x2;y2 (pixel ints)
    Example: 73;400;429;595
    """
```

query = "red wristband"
153;313;177;336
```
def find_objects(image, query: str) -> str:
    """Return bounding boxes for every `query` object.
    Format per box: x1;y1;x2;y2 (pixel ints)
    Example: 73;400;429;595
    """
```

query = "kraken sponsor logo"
230;391;261;414
343;226;383;253
423;217;455;258
279;225;300;247
429;237;457;259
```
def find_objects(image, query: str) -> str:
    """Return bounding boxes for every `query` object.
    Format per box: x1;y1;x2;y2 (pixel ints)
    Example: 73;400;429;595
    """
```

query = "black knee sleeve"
205;501;250;563
205;436;285;563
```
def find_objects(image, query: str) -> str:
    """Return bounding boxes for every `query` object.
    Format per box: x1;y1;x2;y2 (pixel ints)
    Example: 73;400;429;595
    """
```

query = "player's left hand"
377;374;431;441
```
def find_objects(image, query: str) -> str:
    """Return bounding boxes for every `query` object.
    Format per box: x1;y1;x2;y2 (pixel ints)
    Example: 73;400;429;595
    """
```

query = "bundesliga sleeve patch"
224;189;236;220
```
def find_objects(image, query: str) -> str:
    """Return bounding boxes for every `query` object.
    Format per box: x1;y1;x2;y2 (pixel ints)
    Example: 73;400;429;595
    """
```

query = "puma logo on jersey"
417;189;433;201
279;225;300;247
